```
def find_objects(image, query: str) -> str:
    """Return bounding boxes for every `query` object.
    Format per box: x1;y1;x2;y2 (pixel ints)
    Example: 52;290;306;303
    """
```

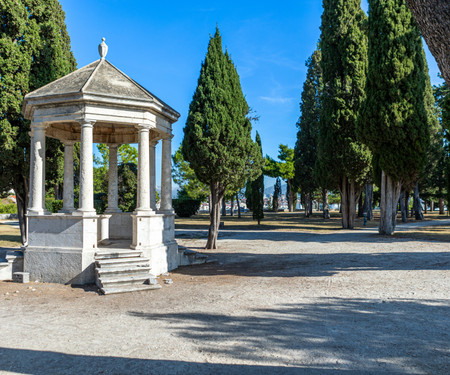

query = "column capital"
78;119;96;128
107;143;121;149
31;122;49;130
161;133;174;141
149;139;159;147
62;140;76;146
135;124;151;131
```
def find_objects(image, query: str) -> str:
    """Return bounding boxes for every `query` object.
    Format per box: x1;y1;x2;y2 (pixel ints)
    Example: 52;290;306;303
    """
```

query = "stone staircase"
177;246;209;266
94;249;161;295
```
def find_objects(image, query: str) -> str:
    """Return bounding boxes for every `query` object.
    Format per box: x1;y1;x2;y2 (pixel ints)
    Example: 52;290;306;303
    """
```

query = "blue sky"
59;0;443;188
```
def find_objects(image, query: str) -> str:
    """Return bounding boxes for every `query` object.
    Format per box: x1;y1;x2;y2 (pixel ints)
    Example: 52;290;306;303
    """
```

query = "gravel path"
0;223;449;374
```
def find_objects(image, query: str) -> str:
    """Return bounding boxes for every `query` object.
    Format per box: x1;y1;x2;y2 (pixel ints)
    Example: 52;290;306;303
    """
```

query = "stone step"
97;274;151;287
96;265;151;277
101;284;162;295
96;258;150;268
94;250;142;260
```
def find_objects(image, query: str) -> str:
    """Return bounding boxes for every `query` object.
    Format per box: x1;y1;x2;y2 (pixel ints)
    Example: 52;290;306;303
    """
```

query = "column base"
104;207;122;214
134;208;156;216
27;209;50;216
72;209;97;217
59;208;75;214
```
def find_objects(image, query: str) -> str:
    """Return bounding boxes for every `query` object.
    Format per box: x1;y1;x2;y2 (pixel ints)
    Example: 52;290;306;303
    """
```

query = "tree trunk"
357;193;363;217
236;192;241;218
208;194;212;214
399;190;407;223
424;200;428;213
379;170;402;235
309;196;313;215
405;0;450;85
287;180;294;212
405;191;410;218
304;193;310;218
230;194;234;216
322;189;330;219
14;174;29;245
439;197;445;215
414;183;424;220
363;184;374;220
222;198;226;216
430;201;434;213
340;176;359;229
206;183;225;249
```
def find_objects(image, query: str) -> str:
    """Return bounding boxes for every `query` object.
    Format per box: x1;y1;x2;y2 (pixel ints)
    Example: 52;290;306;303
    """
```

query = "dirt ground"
0;218;449;374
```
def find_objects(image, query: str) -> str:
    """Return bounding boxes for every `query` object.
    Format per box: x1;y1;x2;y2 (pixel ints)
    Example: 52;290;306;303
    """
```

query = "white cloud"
259;96;294;104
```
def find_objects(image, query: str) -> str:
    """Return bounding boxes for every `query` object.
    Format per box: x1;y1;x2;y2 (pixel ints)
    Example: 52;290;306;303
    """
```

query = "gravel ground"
0;222;449;375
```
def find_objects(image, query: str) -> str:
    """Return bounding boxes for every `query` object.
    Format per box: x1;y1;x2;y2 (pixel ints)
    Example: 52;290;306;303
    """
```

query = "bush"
94;193;107;214
172;198;201;218
45;199;63;213
0;202;17;214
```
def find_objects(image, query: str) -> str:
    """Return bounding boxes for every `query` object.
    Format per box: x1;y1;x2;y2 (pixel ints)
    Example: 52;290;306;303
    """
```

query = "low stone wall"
109;213;133;240
0;214;18;220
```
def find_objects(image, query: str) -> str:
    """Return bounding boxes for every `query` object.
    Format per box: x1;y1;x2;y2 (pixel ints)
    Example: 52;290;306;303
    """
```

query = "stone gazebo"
22;39;181;291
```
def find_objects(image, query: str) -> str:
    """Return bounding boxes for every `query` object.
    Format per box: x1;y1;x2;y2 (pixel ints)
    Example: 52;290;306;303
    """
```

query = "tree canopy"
182;27;262;249
0;0;76;243
358;0;430;234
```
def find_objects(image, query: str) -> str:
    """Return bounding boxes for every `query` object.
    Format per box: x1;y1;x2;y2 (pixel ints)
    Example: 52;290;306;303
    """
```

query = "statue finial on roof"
98;38;108;59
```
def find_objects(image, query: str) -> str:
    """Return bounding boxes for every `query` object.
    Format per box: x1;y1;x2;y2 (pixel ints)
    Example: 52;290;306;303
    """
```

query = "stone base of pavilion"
24;211;178;285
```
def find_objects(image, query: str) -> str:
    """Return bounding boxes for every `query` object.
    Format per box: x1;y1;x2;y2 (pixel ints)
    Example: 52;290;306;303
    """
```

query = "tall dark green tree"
0;0;76;243
317;0;371;229
272;177;282;212
358;0;429;235
294;49;322;218
251;132;264;224
182;28;262;249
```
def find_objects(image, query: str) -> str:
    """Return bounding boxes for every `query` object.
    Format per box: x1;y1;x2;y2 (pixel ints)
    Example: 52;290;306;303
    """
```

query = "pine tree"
182;28;262;249
272;177;282;212
251;132;264;224
317;0;371;229
0;0;76;243
294;49;322;218
358;0;430;234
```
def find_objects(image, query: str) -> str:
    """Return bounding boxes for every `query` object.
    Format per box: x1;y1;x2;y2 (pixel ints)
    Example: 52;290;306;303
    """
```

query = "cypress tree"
182;28;262;249
0;0;76;243
317;0;371;229
272;177;282;212
251;132;264;224
358;0;429;235
294;49;322;218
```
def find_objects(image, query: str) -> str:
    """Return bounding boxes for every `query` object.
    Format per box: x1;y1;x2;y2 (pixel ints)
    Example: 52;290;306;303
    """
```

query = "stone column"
160;135;173;212
28;124;47;214
136;125;152;213
61;141;75;213
77;120;96;214
105;144;121;213
149;140;158;210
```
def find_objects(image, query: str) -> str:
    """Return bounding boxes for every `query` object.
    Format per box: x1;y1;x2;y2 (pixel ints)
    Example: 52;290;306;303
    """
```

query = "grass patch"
0;221;21;248
175;211;380;232
394;225;450;242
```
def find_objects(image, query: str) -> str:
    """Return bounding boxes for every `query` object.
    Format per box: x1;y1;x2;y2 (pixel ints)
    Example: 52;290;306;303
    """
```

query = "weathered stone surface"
12;272;29;283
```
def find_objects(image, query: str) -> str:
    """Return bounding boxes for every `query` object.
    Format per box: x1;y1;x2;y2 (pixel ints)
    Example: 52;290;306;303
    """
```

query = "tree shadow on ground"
129;298;450;374
0;347;391;375
175;250;450;278
177;225;449;243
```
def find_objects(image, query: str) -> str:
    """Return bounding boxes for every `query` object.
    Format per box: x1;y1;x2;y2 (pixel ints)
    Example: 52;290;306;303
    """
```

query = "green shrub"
0;202;17;214
172;198;201;218
94;193;107;214
45;199;63;213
